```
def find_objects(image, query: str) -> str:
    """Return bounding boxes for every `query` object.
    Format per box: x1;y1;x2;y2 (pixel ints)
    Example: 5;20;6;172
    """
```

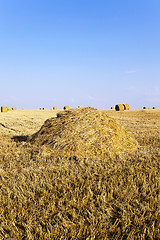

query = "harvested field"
0;108;160;239
0;109;59;137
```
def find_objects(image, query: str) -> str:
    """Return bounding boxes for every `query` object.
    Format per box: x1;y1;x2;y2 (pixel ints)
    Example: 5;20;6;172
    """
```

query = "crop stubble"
0;108;160;239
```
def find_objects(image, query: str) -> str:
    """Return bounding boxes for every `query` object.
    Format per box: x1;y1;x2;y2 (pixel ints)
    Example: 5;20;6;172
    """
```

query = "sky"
0;0;160;109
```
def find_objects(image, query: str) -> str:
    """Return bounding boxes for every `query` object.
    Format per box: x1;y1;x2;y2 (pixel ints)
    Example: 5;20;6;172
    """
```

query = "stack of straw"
29;107;138;159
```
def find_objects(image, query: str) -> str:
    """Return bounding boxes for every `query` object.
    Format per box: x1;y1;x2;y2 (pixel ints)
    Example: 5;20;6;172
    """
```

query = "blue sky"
0;0;160;109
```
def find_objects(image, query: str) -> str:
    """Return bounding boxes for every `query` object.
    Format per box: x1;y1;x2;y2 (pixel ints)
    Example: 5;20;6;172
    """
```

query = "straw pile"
115;104;124;111
1;106;8;112
64;105;70;110
29;107;138;159
123;104;130;110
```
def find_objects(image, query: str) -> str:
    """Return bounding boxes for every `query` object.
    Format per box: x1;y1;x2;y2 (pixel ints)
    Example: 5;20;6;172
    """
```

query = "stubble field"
0;108;160;239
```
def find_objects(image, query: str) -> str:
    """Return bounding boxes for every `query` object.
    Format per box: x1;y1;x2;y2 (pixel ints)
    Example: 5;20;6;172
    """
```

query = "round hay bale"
53;106;57;110
123;104;130;110
7;107;11;111
143;107;147;109
29;107;138;159
12;107;17;110
115;104;124;111
1;106;8;112
64;105;70;110
153;107;156;109
42;108;45;110
40;108;42;110
111;107;114;110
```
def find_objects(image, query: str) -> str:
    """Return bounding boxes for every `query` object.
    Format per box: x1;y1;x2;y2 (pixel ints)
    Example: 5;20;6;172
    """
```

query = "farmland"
0;108;160;239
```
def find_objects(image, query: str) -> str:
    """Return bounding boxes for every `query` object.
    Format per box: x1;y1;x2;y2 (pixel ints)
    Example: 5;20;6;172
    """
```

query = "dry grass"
0;108;160;239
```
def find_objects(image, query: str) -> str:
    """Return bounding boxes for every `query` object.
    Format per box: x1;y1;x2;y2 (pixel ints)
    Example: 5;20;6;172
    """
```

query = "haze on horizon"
0;0;160;109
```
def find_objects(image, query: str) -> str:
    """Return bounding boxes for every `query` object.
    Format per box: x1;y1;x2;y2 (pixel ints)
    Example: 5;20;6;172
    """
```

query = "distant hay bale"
40;108;42;110
53;106;57;110
123;104;130;110
12;107;17;110
1;106;8;112
7;107;11;111
115;104;124;111
153;107;156;109
64;105;70;110
143;107;147;109
78;106;83;108
42;108;45;110
111;107;114;110
29;107;138;160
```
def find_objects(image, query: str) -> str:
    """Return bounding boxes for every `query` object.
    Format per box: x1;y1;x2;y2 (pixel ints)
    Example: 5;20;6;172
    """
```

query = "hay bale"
123;104;130;110
64;105;70;110
1;106;8;112
7;107;11;111
12;107;17;110
29;107;138;159
115;104;124;111
153;107;156;109
42;108;45;110
143;107;147;109
53;106;57;110
40;108;42;110
111;107;114;110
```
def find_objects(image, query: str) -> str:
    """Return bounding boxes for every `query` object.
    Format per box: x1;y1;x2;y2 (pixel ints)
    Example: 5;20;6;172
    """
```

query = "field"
0;108;160;239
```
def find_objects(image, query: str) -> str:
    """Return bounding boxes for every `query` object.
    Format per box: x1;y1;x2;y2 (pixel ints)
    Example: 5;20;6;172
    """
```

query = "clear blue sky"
0;0;160;109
